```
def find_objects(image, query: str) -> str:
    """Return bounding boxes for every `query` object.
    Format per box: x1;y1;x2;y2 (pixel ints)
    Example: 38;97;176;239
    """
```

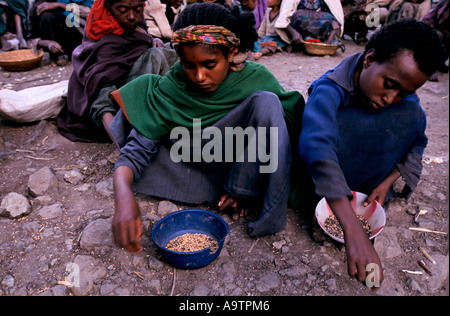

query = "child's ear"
228;47;238;63
363;48;376;69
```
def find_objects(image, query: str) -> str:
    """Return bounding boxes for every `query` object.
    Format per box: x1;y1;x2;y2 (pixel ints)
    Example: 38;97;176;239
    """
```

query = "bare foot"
0;36;14;51
218;193;249;221
18;37;29;49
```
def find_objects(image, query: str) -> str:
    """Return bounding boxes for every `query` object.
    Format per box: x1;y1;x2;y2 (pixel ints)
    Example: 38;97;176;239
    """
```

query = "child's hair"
364;19;446;76
172;2;258;53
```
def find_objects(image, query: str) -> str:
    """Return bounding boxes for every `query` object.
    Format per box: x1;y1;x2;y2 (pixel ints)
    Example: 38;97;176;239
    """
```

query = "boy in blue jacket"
299;19;445;285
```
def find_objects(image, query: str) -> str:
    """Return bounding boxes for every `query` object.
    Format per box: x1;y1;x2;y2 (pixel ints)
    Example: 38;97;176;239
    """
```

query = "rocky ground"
0;40;448;297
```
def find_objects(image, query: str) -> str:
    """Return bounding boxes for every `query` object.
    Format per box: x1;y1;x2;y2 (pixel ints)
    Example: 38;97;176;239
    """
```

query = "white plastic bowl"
315;191;386;243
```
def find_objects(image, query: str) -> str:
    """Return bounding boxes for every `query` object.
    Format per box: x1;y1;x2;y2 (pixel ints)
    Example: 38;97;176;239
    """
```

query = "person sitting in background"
275;0;344;47
341;0;392;45
385;0;431;24
56;0;177;144
232;0;258;15
241;0;259;11
27;0;93;63
143;0;186;43
253;0;267;29
0;0;29;50
252;0;286;59
420;0;449;81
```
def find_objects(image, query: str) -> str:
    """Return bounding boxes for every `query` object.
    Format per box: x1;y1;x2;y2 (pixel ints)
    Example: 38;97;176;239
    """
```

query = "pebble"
272;240;286;250
157;200;178;217
28;167;58;196
1;274;15;287
279;266;307;278
95;178;114;197
373;226;402;259
148;256;164;270
79;218;114;251
63;169;85;185
70;255;108;296
325;278;337;292
255;270;280;292
38;203;63;219
0;192;31;218
32;195;52;209
149;279;162;294
191;285;210;296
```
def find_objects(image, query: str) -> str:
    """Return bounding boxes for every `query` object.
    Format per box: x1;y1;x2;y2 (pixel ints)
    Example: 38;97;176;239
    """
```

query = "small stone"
255;271;280;292
373;226;402;259
28;167;58;196
32;195;52;209
0;192;31;218
149;279;162;294
272;240;286;250
38;203;63;219
279;266;307;278
95;178;114;197
79;218;114;251
63;170;84;185
191;285;210;296
325;278;337;292
70;255;108;296
1;274;15;287
74;183;90;192
157;200;178;217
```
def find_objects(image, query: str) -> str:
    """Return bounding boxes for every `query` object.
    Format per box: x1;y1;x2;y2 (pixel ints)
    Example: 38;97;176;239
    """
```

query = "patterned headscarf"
171;25;240;48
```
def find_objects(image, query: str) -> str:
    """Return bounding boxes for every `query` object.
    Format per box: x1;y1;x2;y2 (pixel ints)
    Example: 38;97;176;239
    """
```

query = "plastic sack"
0;80;68;123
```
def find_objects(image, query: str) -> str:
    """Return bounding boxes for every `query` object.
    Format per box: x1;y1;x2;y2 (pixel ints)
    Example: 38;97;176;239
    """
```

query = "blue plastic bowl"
152;209;229;269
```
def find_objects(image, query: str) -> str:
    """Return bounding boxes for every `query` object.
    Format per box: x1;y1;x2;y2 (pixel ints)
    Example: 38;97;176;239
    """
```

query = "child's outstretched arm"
111;127;160;252
112;166;143;253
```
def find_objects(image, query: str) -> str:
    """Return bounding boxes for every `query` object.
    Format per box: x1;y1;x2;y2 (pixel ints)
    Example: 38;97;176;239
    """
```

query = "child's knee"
248;91;284;121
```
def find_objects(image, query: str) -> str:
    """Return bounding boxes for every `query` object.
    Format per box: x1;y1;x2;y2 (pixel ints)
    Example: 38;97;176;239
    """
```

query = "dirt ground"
0;40;448;297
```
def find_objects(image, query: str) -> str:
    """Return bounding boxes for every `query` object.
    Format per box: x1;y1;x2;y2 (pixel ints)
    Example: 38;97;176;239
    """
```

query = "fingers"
218;193;239;211
347;259;369;283
112;218;143;253
49;42;64;54
218;193;249;221
363;192;377;207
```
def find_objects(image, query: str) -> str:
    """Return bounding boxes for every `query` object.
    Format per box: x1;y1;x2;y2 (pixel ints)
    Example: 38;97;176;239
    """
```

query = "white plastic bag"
0;80;68;123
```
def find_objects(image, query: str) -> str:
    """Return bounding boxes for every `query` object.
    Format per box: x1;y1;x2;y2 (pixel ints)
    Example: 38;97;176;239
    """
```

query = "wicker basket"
302;41;341;56
0;49;44;71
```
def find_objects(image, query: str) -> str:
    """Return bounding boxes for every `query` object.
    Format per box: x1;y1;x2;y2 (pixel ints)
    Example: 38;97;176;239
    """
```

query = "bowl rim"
314;191;386;243
151;208;229;255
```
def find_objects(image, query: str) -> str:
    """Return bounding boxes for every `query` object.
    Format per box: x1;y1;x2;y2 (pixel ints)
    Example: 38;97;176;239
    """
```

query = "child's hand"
327;197;384;285
363;168;401;207
363;186;389;207
344;224;383;285
112;200;143;252
218;193;249;221
112;198;143;253
112;166;143;252
152;38;164;48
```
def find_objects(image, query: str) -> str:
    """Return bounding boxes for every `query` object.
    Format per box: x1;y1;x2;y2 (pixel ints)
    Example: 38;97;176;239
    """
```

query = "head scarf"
85;0;124;41
172;25;245;70
171;25;240;48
